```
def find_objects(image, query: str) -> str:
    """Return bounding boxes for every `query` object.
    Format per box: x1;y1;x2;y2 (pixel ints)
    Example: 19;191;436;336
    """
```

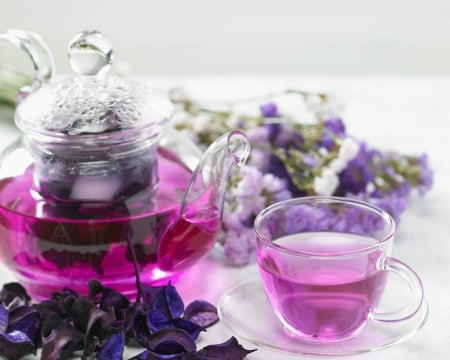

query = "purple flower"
336;142;376;195
393;180;412;197
0;304;36;360
325;118;346;136
224;228;255;266
260;102;280;118
303;154;318;168
248;147;270;170
320;118;346;150
367;194;408;224
265;123;303;149
246;126;269;143
418;154;433;196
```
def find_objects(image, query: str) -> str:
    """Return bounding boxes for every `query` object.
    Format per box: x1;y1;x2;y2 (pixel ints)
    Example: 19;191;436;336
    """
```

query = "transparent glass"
0;29;251;299
0;130;250;299
254;196;424;342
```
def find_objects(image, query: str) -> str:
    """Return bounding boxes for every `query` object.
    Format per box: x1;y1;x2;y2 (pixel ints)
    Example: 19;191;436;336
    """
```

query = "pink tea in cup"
258;232;387;341
255;197;424;342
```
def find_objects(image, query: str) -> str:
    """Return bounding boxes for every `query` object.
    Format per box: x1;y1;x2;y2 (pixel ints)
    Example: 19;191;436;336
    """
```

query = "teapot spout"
157;131;250;272
181;130;251;216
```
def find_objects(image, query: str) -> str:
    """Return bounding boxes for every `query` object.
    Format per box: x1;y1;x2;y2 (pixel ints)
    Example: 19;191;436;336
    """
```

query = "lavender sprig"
170;90;433;265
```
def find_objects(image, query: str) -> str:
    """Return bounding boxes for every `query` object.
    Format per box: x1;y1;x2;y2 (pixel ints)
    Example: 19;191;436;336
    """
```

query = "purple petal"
0;331;35;360
140;285;164;308
8;307;40;342
0;283;30;311
132;311;152;345
99;288;130;315
147;310;171;332
146;328;196;354
41;316;84;360
129;349;183;360
172;318;204;340
69;298;113;341
197;336;256;360
183;300;219;328
152;284;184;319
154;341;190;355
260;102;279;118
88;279;105;301
88;280;130;312
324;118;346;136
96;331;125;360
0;304;8;332
41;328;76;360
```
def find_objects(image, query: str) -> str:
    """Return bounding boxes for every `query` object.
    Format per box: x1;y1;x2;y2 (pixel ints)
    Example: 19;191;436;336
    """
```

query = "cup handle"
371;256;424;322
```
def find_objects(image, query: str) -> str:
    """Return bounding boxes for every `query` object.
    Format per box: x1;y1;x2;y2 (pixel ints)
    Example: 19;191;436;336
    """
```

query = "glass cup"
254;196;424;342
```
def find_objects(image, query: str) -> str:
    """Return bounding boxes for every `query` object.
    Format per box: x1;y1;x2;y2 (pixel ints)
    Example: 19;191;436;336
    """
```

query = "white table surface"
0;75;448;359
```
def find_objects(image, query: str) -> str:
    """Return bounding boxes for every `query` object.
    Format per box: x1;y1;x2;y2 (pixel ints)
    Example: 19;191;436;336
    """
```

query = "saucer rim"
218;275;429;356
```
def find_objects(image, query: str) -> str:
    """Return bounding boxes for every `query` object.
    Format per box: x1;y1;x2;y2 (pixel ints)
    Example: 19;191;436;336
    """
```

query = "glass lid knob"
68;30;113;76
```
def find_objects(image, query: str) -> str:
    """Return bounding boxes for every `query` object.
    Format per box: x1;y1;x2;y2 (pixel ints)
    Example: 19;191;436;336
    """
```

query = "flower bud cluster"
169;90;433;265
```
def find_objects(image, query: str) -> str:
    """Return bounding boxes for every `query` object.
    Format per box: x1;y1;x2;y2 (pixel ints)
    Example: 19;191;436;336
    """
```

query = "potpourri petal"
0;281;256;360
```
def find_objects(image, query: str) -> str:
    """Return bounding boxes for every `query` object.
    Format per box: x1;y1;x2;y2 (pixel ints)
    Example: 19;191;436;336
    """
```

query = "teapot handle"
0;29;55;97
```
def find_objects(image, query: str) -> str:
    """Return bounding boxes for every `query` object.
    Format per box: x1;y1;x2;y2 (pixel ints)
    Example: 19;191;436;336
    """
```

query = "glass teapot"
0;30;250;298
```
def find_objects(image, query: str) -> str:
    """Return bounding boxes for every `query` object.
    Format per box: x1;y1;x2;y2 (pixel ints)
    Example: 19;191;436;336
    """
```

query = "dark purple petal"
0;304;8;332
0;330;35;360
99;289;131;319
96;330;125;360
171;318;204;340
197;336;256;360
152;284;184;319
8;307;40;342
84;308;115;357
69;297;113;336
183;300;218;328
140;285;164;308
154;341;190;355
41;324;82;360
129;349;184;360
41;314;85;359
147;329;196;354
33;299;67;319
147;310;171;332
0;283;31;311
88;279;104;301
131;309;152;345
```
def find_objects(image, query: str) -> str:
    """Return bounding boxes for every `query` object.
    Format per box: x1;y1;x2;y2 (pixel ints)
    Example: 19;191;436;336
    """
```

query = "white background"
1;0;450;75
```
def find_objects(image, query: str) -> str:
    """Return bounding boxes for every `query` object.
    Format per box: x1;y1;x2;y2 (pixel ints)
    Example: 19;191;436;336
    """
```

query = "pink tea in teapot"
0;155;220;299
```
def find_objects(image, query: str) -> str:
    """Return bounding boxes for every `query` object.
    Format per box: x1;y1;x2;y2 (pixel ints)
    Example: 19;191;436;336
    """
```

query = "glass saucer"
218;275;428;356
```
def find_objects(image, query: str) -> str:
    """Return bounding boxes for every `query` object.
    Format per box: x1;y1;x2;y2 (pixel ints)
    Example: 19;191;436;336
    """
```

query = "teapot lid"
15;30;173;136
